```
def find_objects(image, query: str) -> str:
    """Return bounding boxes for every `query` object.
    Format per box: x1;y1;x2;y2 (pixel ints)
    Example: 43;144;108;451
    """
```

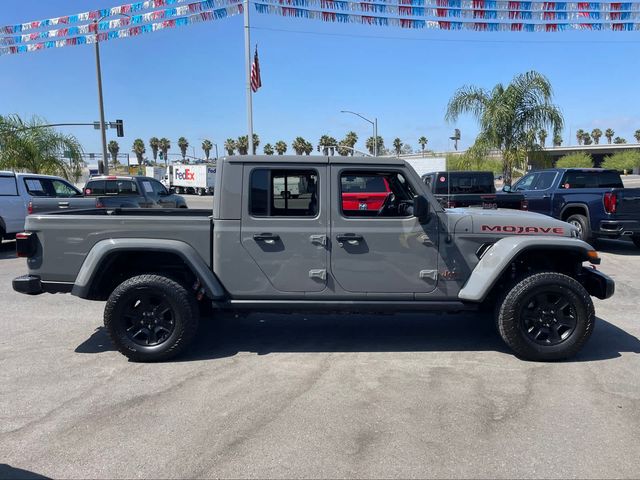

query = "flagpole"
244;0;254;156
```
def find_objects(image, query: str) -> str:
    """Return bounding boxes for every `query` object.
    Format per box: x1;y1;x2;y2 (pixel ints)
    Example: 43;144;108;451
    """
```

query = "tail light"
16;232;37;258
604;192;617;214
521;199;528;210
27;201;33;215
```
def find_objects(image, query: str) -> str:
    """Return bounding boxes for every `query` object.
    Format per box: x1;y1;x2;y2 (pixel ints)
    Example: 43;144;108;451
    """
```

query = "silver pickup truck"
13;155;614;362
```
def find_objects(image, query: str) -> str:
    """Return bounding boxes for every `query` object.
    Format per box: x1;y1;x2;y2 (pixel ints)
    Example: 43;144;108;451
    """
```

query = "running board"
215;300;478;313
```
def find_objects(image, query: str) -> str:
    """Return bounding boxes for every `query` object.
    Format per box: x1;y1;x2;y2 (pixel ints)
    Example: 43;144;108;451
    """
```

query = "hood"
444;208;578;238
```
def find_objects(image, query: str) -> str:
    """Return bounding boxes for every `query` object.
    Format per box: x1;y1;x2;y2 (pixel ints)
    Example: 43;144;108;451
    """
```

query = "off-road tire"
566;213;593;244
104;274;199;362
496;272;595;361
632;235;640;249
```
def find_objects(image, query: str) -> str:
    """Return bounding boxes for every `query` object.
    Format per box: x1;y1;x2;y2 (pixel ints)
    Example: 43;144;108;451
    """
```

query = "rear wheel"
566;214;593;244
496;272;594;361
104;275;199;362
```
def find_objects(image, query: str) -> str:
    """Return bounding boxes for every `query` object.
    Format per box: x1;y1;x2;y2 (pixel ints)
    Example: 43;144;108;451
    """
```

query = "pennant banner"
0;0;240;46
254;1;639;28
0;6;243;56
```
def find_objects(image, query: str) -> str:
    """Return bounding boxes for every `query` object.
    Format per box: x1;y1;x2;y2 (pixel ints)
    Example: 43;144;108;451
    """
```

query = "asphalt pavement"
1;211;640;478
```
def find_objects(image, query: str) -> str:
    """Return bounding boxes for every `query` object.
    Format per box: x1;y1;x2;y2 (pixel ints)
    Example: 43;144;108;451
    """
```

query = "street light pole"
93;19;109;174
340;110;378;157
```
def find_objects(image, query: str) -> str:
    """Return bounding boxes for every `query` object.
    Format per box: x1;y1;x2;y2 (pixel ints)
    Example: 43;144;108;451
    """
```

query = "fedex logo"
175;169;195;180
481;225;565;235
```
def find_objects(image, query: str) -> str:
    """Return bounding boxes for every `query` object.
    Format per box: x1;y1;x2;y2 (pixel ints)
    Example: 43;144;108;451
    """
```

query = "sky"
2;0;640;159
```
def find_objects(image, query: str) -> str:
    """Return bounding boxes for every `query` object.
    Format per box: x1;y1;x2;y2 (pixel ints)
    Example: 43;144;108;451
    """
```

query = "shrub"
602;150;640;172
555;152;593;168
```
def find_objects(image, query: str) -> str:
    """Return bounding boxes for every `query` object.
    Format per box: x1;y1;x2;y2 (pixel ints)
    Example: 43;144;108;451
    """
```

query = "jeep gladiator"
13;156;614;362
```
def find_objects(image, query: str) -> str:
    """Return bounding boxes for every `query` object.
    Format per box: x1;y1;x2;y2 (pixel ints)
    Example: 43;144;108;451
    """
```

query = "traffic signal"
115;119;124;137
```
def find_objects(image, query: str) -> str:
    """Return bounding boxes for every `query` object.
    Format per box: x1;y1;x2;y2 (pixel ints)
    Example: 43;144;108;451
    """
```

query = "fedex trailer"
145;166;166;182
171;165;216;195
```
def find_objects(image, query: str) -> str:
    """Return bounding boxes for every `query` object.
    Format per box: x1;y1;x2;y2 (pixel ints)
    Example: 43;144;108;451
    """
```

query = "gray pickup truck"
13;156;614;362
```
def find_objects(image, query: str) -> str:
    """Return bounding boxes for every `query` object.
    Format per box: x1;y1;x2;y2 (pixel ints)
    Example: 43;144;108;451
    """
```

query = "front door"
523;171;557;215
240;165;327;293
330;167;439;294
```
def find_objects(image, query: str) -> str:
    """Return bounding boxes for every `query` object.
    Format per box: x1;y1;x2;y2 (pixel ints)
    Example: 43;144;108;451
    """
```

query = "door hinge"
419;234;434;246
309;234;327;247
309;269;327;281
419;269;438;281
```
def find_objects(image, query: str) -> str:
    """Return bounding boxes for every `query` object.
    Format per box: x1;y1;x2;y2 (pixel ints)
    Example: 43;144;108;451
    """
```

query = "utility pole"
94;19;109;174
244;0;254;156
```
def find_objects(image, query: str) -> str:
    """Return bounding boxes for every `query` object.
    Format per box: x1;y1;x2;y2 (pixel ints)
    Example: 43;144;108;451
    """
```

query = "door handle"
419;234;433;246
253;233;280;244
542;194;551;199
336;233;363;246
58;201;69;207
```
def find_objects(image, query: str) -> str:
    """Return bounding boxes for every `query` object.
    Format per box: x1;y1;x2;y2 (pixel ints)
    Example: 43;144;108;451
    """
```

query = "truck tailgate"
614;188;640;220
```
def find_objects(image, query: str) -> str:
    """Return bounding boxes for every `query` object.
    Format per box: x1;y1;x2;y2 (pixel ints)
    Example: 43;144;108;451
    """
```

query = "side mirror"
414;195;430;220
502;185;512;193
168;188;176;195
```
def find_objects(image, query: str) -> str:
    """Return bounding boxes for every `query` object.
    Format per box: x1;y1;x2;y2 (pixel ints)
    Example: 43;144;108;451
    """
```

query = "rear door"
23;177;84;213
240;164;328;293
330;167;439;295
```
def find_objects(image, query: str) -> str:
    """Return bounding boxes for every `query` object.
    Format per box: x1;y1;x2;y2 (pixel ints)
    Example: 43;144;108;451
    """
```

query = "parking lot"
1;199;640;479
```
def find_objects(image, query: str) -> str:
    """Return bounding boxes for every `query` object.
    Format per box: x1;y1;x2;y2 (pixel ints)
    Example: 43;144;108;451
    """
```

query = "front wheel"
496;272;595;361
104;275;199;362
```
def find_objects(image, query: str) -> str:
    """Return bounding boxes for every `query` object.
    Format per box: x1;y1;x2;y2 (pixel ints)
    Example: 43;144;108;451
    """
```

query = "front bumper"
13;275;73;295
581;267;615;300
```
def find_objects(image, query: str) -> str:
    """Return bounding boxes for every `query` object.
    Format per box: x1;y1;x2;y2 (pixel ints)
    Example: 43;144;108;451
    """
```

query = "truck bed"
24;209;213;283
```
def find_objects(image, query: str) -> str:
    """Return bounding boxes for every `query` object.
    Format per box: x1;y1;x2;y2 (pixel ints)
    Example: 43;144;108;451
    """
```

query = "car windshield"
433;173;494;194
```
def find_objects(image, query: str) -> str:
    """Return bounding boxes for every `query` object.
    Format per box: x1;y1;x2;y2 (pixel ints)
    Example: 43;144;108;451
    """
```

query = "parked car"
13;155;613;363
422;171;528;210
503;168;640;246
0;171;106;241
84;176;188;208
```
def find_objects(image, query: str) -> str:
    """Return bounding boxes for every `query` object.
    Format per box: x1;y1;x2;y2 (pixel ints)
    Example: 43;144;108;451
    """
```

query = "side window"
23;178;51;197
51;179;80;197
0;176;18;196
514;173;537;191
249;169;318;217
532;172;556;190
85;181;105;196
560;172;598;189
151;180;167;195
340;170;416;218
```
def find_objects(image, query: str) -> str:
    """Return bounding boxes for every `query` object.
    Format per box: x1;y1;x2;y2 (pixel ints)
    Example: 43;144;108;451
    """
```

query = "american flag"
250;45;261;93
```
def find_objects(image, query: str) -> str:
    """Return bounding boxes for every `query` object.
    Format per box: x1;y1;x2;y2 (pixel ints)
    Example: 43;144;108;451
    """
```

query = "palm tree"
366;136;384;155
635;130;640;143
418;136;428;156
0;114;84;181
252;134;260;155
538;129;547;148
274;140;287;155
553;133;563;146
582;132;593;145
236;136;249;155
263;143;274;155
303;140;313;155
201;139;213;161
149;137;160;163
108;140;120;167
159;138;171;166
132;138;146;166
343;131;358;155
445;70;563;184
224;138;236;156
605;128;615;144
575;129;585;146
177;137;189;161
591;128;602;145
318;135;337;155
292;137;307;155
393;137;403;156
614;136;627;144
